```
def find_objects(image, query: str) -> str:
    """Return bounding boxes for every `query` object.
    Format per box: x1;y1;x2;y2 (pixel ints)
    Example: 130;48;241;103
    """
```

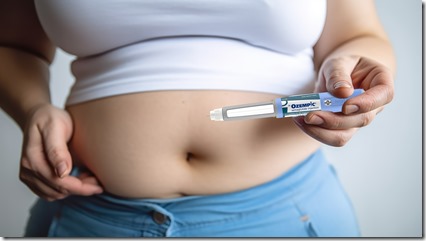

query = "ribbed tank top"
34;0;327;105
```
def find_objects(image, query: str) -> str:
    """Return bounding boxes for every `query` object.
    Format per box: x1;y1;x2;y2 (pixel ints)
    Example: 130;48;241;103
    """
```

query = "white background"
0;0;422;237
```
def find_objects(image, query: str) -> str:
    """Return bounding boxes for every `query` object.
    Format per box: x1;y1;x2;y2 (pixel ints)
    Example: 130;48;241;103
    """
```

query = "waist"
60;149;345;237
67;37;316;105
67;90;320;198
69;148;329;214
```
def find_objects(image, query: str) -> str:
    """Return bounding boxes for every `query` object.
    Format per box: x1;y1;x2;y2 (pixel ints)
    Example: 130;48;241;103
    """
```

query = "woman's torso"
35;0;326;198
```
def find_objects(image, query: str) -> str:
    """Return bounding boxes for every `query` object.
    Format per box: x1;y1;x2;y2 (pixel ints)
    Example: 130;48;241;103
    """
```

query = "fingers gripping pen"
210;89;364;121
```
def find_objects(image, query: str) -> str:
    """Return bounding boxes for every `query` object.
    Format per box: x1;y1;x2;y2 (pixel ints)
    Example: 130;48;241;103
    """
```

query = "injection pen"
210;89;364;121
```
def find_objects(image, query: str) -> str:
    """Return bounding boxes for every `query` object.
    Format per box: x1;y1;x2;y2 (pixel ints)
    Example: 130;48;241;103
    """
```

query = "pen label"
281;94;321;117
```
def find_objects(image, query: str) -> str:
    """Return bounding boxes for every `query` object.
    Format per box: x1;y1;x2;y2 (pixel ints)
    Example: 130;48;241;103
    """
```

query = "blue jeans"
26;149;360;237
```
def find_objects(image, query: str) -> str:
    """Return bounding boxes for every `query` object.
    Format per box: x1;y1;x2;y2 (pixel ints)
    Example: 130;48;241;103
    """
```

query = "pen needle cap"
209;108;224;121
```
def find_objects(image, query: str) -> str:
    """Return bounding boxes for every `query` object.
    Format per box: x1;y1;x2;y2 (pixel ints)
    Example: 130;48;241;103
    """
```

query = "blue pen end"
319;89;364;113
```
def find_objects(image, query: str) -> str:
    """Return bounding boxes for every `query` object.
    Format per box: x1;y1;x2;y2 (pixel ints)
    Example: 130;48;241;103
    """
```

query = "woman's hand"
293;55;394;146
19;103;103;201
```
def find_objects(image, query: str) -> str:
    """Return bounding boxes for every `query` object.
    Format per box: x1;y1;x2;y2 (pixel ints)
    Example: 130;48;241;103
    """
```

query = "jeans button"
152;211;167;225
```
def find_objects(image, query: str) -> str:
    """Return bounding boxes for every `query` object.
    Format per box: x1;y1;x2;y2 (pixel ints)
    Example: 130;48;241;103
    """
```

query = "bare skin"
66;91;320;198
0;0;395;200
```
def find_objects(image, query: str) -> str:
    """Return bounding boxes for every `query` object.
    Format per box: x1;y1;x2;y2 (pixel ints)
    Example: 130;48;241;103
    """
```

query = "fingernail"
306;115;324;125
333;81;352;89
55;162;67;178
345;105;359;114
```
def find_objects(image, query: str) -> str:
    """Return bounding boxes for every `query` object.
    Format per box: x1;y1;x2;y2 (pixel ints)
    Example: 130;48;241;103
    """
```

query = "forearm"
316;35;396;75
0;46;53;130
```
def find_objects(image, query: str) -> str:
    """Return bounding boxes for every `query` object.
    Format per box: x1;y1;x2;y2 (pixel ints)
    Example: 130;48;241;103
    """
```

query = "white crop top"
34;0;327;105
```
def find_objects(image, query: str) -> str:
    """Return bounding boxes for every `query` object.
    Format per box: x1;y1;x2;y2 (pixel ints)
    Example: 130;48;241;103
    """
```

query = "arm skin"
0;0;103;201
0;0;54;128
293;0;396;147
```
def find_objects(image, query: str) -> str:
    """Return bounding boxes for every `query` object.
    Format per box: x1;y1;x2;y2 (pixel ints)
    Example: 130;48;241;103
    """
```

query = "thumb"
321;56;359;98
41;123;73;178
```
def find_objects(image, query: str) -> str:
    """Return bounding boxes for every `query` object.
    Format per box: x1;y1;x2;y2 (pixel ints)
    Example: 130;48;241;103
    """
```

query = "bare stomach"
66;90;320;198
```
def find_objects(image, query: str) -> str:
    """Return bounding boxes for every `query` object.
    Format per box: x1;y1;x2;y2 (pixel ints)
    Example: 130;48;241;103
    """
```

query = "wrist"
19;102;52;131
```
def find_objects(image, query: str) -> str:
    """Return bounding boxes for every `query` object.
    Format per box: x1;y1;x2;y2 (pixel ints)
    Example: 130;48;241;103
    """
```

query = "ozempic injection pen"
210;89;364;121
